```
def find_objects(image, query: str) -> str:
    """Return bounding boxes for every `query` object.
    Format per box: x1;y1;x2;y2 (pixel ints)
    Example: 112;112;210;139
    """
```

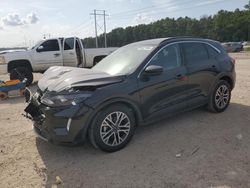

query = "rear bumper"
231;67;236;90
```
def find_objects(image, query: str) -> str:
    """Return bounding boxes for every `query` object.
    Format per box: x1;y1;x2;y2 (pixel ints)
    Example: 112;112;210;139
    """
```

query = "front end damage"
24;89;93;144
23;66;124;144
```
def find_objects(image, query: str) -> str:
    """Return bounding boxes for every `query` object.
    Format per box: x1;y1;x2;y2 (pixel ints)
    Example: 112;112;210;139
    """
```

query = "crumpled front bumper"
24;90;93;144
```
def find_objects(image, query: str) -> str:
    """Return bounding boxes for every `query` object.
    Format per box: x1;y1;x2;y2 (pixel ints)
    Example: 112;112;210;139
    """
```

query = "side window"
149;44;181;71
64;38;75;50
38;40;59;52
205;44;219;59
182;42;209;66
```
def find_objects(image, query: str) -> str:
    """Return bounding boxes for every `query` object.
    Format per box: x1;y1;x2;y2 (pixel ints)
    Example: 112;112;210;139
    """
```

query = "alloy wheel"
215;85;230;109
100;111;131;147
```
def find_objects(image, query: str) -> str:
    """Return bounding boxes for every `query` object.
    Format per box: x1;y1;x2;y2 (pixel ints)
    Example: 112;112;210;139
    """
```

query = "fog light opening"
67;118;72;132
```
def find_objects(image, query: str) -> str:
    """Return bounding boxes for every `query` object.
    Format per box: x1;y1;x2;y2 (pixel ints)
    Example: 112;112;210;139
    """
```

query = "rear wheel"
0;92;8;100
10;67;33;86
89;104;135;152
207;80;231;113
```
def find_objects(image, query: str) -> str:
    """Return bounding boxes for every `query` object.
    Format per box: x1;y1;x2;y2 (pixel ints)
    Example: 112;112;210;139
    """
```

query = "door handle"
176;74;188;81
211;65;216;68
54;53;61;57
176;74;182;78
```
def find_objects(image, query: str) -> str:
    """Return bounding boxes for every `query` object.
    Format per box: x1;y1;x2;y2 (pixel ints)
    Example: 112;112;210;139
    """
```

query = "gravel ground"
0;53;250;188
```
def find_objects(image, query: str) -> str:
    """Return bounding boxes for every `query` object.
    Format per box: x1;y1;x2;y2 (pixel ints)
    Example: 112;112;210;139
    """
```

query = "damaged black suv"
24;37;236;152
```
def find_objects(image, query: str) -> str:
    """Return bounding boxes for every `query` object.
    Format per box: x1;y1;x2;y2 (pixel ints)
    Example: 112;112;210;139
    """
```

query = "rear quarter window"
182;42;209;66
205;44;220;59
64;38;75;50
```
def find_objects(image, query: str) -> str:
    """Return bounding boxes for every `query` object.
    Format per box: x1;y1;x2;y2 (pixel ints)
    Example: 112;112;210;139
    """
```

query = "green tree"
244;1;250;10
83;2;250;48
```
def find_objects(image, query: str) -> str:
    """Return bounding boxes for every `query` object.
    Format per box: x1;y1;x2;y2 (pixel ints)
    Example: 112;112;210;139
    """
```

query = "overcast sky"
0;0;248;47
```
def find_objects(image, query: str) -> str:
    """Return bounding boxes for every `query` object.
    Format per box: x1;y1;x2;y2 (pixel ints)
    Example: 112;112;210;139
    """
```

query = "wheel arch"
208;73;235;96
79;98;143;141
92;98;142;126
93;55;107;66
219;75;234;89
7;60;33;73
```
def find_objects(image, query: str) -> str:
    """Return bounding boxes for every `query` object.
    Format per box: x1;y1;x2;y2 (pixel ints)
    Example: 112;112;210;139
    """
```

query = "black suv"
24;37;236;152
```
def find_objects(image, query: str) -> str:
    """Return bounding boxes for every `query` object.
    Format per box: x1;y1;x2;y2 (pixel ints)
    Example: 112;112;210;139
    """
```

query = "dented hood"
38;66;124;92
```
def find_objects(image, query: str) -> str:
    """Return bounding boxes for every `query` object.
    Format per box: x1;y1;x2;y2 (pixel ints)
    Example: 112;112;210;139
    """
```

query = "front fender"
79;97;143;140
4;51;31;65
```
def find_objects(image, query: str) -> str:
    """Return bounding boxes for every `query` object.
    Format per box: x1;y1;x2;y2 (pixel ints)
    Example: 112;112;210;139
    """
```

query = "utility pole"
94;10;98;48
103;10;107;48
90;10;108;48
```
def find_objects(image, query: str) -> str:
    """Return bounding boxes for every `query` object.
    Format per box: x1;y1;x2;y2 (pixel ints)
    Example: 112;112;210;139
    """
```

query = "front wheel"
207;80;231;113
10;67;33;86
89;104;136;152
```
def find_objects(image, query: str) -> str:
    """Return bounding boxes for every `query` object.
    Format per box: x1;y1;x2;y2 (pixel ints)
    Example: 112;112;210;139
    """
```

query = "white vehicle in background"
0;37;118;85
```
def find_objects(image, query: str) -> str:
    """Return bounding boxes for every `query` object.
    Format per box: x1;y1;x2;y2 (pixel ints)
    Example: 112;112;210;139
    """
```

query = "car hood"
38;66;124;92
0;49;26;55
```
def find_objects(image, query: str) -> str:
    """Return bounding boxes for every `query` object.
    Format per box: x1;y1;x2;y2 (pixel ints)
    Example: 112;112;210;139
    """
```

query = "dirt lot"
0;53;250;188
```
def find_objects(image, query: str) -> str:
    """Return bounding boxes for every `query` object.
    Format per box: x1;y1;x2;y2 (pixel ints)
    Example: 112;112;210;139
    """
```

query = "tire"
207;80;231;113
93;56;106;66
10;67;33;86
89;104;136;152
0;92;8;100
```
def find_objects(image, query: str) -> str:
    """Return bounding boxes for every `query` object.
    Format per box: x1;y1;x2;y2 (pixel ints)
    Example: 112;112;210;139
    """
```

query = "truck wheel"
10;67;33;86
0;92;8;100
93;56;106;66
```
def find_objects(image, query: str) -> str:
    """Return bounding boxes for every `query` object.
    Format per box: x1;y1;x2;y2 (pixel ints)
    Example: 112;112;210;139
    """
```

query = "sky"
0;0;249;47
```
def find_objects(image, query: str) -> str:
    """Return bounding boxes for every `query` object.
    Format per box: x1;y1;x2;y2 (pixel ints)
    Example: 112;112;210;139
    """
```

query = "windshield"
28;40;42;50
92;43;157;75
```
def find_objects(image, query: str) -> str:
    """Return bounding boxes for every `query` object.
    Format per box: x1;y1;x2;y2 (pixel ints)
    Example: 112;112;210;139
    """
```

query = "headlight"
41;93;91;107
0;56;6;64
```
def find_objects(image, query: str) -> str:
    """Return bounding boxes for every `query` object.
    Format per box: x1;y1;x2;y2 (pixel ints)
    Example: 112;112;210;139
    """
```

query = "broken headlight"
41;92;91;107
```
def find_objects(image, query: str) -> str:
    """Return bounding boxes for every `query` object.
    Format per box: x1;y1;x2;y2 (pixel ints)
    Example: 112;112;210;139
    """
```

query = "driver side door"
31;39;62;70
138;43;188;120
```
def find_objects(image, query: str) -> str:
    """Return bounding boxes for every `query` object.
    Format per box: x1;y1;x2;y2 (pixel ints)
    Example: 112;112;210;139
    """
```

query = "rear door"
181;42;220;107
32;39;62;70
62;37;78;67
138;43;188;119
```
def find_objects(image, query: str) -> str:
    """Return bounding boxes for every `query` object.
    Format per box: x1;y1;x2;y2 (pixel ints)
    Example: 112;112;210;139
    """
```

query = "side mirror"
36;45;44;52
144;65;163;76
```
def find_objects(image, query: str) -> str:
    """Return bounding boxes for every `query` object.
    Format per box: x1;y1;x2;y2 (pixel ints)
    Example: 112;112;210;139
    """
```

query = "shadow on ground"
36;103;250;188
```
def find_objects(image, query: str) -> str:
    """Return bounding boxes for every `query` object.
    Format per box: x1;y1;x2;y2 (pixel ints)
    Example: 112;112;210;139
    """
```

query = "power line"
62;19;92;36
111;0;195;17
111;0;228;20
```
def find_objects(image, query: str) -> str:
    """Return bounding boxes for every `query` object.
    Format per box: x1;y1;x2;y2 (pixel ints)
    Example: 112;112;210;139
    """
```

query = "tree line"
83;1;250;48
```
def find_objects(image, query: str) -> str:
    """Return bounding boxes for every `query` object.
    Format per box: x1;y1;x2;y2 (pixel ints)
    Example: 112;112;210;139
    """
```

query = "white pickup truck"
0;37;118;85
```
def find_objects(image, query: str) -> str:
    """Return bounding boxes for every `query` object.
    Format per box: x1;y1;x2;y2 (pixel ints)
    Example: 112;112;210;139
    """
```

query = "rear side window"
182;42;209;66
64;38;75;50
